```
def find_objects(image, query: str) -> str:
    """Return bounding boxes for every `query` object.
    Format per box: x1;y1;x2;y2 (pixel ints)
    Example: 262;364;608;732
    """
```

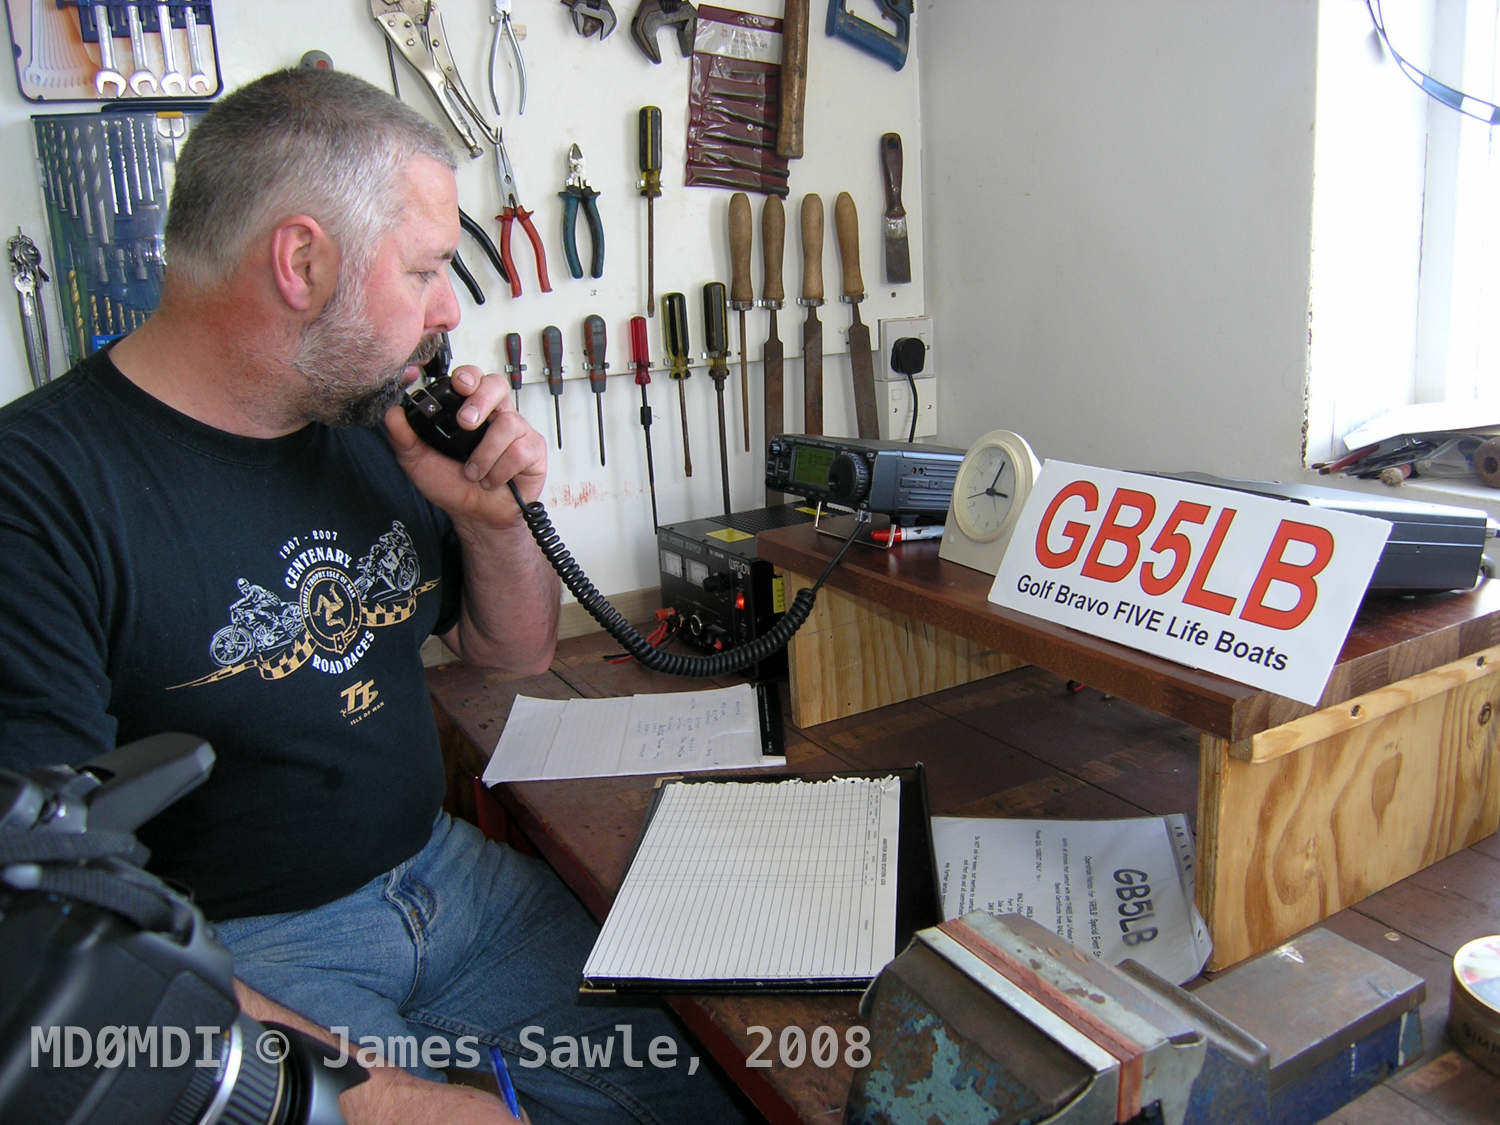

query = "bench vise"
846;913;1424;1125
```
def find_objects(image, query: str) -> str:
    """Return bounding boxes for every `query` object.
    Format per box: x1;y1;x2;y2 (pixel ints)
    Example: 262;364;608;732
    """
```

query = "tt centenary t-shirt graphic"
0;352;461;919
175;520;438;696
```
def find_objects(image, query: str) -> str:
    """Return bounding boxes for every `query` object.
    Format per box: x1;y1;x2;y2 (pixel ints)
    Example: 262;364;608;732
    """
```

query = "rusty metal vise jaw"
826;0;912;71
630;0;696;64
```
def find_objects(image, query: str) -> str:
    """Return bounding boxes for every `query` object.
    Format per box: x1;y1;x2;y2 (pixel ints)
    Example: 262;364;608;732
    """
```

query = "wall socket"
876;316;935;383
879;376;937;440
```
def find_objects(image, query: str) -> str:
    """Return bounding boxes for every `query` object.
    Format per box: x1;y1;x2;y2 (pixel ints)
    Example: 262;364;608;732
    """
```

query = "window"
1304;0;1498;467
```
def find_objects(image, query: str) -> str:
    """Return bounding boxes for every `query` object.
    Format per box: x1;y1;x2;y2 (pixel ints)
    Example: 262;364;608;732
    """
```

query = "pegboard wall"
0;0;926;598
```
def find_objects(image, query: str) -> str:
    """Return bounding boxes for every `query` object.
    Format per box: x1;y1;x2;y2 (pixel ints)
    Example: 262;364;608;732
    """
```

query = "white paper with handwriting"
482;685;782;782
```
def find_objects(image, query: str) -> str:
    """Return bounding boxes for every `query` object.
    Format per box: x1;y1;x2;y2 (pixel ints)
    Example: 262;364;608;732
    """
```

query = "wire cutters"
559;144;605;280
372;0;500;158
451;208;510;303
489;0;526;116
495;139;551;296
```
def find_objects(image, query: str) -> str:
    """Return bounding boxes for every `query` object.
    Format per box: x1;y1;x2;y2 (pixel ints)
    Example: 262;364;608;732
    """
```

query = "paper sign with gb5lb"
989;462;1392;706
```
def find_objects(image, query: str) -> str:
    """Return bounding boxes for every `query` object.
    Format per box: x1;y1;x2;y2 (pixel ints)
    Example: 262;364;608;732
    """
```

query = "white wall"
920;0;1319;480
0;0;925;598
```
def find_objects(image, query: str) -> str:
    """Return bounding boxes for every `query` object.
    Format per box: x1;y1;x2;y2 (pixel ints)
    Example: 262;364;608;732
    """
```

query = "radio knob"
828;453;871;505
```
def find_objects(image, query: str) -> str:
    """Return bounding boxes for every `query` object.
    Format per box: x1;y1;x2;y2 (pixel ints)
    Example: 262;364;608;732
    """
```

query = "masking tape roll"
1450;934;1500;1077
1476;437;1500;489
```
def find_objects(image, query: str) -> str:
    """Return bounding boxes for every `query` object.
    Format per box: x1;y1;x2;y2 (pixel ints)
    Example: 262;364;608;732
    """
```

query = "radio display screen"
790;445;835;490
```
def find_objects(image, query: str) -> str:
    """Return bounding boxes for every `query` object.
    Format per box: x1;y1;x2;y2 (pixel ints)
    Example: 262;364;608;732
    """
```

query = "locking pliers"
372;0;500;158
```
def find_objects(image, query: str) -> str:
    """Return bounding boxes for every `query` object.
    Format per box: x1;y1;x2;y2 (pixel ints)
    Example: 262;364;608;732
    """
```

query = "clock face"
955;443;1018;542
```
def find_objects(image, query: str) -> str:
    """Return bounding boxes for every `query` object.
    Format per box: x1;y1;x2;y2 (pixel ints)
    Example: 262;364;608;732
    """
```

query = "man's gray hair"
164;68;457;290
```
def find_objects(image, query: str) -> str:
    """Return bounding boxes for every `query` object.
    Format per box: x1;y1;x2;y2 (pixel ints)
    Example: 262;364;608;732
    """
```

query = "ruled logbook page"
583;776;901;983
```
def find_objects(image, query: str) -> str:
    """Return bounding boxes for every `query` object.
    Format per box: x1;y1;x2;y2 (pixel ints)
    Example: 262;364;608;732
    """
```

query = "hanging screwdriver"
703;282;733;516
504;331;525;410
728;193;754;452
630;314;660;530
662;291;692;477
583;314;609;465
638;107;663;317
541;324;564;449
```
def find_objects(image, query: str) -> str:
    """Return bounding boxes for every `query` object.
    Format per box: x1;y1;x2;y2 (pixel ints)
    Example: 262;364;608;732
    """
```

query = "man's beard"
289;279;444;429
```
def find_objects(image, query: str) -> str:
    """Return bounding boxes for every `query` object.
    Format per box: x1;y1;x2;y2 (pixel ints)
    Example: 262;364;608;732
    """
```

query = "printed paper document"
933;814;1211;983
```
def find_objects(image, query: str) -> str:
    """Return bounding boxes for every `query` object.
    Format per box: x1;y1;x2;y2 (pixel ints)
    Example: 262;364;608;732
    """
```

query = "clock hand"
968;491;992;500
988;458;1008;493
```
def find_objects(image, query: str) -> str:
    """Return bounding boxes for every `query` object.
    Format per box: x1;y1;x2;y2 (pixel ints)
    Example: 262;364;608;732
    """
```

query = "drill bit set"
31;108;202;365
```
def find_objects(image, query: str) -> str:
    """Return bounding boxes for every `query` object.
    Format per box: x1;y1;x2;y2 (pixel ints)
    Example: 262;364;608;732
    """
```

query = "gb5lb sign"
990;463;1391;705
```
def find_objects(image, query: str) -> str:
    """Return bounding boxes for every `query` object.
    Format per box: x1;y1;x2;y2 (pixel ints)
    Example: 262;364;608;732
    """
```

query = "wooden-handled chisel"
728;193;754;452
761;193;786;503
778;0;808;158
541;324;564;449
583;314;608;465
662;291;692;476
881;133;911;284
629;314;660;529
834;192;880;439
703;282;733;516
800;193;824;436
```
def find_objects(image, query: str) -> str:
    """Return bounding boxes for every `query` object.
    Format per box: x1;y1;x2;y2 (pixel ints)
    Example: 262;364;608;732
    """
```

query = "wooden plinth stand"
782;569;1023;728
761;524;1500;971
1198;651;1500;969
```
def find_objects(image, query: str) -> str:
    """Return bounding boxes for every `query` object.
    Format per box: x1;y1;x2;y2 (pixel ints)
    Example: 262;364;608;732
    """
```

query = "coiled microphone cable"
505;480;864;678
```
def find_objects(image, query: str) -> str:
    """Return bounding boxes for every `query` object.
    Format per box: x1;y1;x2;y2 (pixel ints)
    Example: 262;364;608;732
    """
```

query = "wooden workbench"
756;523;1500;970
426;633;1500;1124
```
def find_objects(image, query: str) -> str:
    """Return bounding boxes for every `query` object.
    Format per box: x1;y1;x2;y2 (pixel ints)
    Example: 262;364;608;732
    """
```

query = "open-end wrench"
125;4;159;95
184;6;212;95
155;4;186;95
91;5;127;98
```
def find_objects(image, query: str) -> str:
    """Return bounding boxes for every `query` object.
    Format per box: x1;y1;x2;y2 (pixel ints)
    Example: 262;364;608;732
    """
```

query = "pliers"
452;208;510;304
372;0;500;159
559;144;605;280
489;0;526;116
495;138;552;297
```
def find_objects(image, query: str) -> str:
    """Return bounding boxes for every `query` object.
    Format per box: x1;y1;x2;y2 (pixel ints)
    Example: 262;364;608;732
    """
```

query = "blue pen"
489;1045;523;1120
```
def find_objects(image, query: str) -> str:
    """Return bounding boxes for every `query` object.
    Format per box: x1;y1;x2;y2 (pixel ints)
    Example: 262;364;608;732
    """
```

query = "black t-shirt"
0;351;462;919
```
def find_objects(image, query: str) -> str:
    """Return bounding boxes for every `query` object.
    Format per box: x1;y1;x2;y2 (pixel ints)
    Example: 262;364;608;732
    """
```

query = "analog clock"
939;430;1041;575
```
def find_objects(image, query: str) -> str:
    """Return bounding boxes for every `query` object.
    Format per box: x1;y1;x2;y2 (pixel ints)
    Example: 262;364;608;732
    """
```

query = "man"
0;69;748;1125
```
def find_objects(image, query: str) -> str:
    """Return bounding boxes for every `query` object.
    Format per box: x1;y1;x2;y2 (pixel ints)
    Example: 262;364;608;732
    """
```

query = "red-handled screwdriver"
630;314;659;530
504;331;524;410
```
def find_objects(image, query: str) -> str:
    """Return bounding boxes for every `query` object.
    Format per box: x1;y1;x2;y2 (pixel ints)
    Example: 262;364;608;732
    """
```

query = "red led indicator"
734;592;746;611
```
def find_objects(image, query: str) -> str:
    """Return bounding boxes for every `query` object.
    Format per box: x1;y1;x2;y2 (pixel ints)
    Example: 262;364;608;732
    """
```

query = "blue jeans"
214;813;751;1125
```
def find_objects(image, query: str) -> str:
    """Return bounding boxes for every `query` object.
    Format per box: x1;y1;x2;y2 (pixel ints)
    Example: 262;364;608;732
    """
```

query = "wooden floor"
428;629;1500;1125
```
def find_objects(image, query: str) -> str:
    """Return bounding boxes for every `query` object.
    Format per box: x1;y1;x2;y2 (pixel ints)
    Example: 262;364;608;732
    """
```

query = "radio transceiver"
765;435;966;519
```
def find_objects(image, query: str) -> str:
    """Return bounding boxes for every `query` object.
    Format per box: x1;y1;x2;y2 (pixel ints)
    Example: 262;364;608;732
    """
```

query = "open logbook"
581;768;942;992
